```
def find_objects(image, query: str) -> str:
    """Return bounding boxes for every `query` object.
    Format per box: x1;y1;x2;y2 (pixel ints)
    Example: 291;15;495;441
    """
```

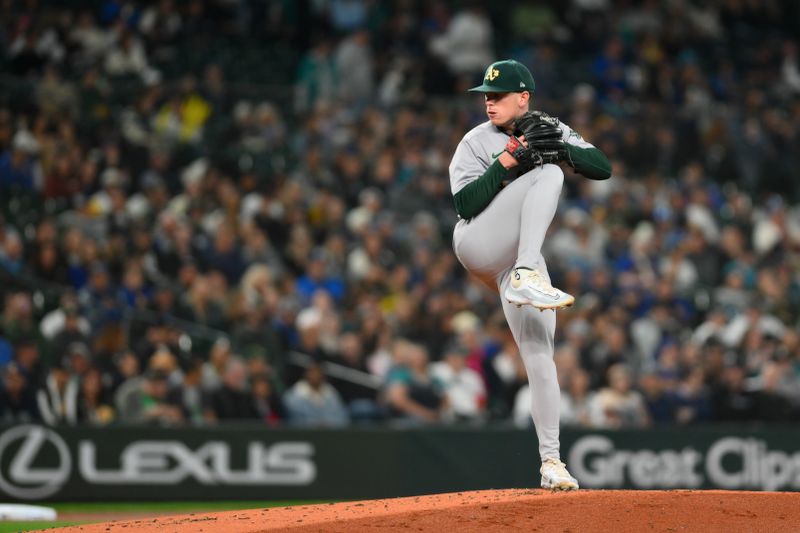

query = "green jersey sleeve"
452;159;510;220
566;144;612;181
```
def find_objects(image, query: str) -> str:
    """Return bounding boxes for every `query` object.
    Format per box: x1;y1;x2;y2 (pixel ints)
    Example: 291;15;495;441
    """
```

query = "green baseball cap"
469;59;536;93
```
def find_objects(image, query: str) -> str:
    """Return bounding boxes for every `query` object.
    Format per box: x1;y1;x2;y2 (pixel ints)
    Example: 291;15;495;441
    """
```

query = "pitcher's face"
484;91;529;129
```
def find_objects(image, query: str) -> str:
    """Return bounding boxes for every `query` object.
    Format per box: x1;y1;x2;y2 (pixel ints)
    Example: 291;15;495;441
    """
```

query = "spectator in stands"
116;368;184;426
430;341;486;423
201;64;230;115
1;293;38;347
37;360;80;425
284;362;349;427
674;367;713;424
201;337;231;392
334;29;374;108
295;250;345;305
0;232;26;276
710;365;754;422
62;341;92;382
592;37;628;100
176;274;227;330
250;371;286;425
107;349;139;395
133;317;183;369
639;372;678;424
208;357;259;421
35;64;78;121
588;364;650;428
177;356;210;425
0;131;41;192
384;341;446;425
8;29;47;76
0;335;11;368
329;331;381;421
292;306;331;362
585;324;639;386
153;75;211;145
138;0;182;52
118;261;153;312
76;366;115;425
230;297;286;381
750;362;796;422
294;37;337;114
0;362;40;423
29;241;70;286
78;261;122;334
12;338;43;386
86;167;128;218
428;3;493;76
147;346;182;386
489;333;528;419
70;11;112;67
104;27;157;83
559;369;593;427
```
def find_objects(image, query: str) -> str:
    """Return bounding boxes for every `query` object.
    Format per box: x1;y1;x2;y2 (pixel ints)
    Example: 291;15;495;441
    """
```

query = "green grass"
48;500;326;513
0;521;82;532
0;500;330;532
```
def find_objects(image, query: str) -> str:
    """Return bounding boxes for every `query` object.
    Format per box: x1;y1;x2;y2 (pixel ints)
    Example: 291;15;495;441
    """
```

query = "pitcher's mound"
55;488;800;533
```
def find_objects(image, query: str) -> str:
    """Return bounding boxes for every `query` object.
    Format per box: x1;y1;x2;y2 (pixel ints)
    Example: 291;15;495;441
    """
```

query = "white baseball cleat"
504;267;575;310
540;458;579;491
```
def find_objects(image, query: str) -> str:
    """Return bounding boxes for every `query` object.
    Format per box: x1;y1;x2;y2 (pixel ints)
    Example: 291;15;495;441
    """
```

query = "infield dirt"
51;488;799;532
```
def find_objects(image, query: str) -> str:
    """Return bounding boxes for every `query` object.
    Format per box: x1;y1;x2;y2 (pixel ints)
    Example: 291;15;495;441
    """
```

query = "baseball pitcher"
449;59;611;490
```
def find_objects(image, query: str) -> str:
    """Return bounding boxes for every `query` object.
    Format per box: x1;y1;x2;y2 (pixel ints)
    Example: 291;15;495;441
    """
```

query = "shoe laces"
523;269;558;296
542;458;571;477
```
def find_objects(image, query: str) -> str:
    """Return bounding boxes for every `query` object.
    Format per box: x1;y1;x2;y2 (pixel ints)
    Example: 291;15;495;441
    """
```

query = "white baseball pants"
452;164;564;461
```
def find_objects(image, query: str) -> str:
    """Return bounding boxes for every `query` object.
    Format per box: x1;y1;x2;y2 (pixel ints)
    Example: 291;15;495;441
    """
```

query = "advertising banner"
0;425;797;501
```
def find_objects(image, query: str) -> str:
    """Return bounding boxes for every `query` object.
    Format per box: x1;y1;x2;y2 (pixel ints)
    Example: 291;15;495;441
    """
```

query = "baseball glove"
514;110;568;167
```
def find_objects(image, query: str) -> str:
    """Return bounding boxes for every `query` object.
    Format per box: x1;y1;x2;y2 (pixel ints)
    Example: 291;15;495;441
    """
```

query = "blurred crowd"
1;0;799;429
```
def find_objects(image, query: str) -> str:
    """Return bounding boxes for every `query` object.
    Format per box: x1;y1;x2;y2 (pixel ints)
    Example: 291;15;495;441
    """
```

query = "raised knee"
542;164;565;185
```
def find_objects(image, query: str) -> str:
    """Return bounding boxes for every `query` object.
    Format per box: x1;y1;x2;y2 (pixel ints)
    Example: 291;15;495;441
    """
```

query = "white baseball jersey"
449;119;596;196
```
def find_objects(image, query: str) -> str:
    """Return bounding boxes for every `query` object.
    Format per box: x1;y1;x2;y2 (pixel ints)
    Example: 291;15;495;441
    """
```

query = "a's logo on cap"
485;67;500;81
520;82;525;87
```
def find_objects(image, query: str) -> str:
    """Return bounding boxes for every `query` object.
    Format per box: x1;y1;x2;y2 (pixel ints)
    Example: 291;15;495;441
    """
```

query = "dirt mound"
52;489;800;533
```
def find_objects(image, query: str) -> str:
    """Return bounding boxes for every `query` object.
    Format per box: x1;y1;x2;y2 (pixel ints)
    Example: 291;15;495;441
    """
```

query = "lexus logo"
0;425;71;499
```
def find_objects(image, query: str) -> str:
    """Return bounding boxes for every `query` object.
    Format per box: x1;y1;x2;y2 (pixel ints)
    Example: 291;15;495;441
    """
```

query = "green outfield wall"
0;424;798;501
